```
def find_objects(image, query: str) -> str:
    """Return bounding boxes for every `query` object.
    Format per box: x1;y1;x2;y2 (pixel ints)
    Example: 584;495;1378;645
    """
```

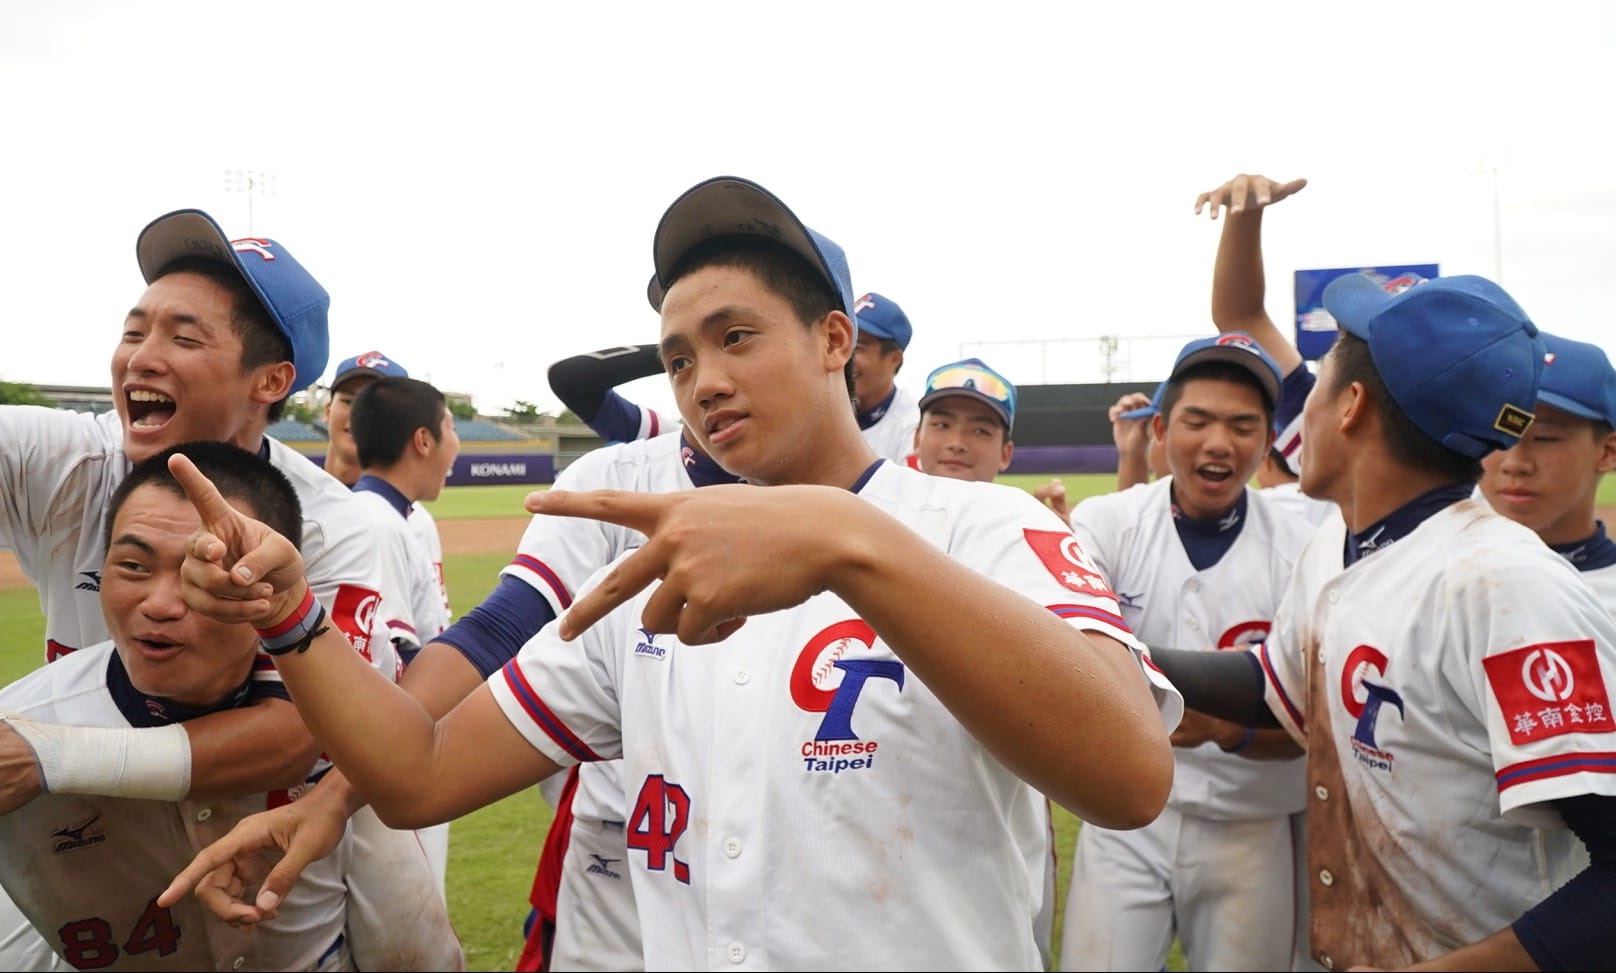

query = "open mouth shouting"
125;388;177;430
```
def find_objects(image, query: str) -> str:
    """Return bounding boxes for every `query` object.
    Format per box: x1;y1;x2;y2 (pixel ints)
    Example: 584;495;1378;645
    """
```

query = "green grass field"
16;471;1613;969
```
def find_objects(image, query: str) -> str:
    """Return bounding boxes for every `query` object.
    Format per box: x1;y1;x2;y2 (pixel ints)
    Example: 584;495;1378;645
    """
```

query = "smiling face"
1479;404;1616;545
913;396;1012;483
111;271;291;464
100;483;260;706
659;263;856;485
851;333;903;413
1156;376;1272;519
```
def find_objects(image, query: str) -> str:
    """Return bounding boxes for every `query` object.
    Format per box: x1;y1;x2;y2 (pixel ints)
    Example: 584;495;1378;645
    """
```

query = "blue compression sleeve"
433;574;558;680
590;390;649;444
1511;794;1616;971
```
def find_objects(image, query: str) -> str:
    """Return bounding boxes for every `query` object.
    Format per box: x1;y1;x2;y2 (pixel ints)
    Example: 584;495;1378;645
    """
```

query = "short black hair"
153;256;295;422
1325;333;1482;483
351;376;448;469
1159;361;1276;425
665;235;854;400
106;441;303;552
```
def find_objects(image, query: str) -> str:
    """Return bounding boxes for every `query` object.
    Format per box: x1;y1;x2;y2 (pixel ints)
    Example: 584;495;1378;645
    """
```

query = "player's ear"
1151;411;1166;442
1595;425;1616;476
999;439;1014;473
822;310;855;373
1338;380;1370;434
413;426;434;457
251;361;297;409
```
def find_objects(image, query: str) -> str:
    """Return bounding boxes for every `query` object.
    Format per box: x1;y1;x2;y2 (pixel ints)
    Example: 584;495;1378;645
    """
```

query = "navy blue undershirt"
1550;522;1616;572
856;387;898;431
1276;365;1316;433
589;391;648;445
1343;483;1477;567
107;651;254;728
1170;487;1248;571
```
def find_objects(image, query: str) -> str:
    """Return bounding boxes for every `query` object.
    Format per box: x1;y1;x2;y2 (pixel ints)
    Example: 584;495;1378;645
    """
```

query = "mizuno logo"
633;629;666;659
585;854;623;879
1116;591;1144;611
52;814;106;853
76;571;101;592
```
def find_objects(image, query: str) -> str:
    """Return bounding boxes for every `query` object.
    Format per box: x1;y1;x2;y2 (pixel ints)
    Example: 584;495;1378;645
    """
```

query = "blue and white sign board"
1294;264;1440;360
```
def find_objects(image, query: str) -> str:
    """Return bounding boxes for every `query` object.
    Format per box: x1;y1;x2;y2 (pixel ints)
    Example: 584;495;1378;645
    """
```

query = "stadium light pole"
222;168;277;236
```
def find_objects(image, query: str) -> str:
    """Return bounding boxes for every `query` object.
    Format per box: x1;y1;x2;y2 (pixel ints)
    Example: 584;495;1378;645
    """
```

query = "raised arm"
1195;173;1308;376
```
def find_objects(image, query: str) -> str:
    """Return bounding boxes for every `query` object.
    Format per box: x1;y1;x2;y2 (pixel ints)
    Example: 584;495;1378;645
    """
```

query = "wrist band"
4;716;191;801
256;589;330;657
1221;727;1256;754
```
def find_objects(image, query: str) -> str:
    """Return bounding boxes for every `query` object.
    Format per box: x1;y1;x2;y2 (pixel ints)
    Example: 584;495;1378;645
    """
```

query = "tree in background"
0;381;50;406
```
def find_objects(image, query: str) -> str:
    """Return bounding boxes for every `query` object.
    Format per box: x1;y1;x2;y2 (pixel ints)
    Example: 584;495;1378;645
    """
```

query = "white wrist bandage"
4;716;191;801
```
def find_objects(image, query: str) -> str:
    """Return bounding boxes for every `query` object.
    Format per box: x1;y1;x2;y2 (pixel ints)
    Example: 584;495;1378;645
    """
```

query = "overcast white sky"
4;1;1614;418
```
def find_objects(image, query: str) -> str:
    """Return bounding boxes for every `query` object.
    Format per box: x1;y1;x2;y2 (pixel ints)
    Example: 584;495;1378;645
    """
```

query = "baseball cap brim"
1172;346;1282;409
1534;390;1607;423
1117;405;1158;421
650;177;856;321
919;387;1013;430
332;367;387;391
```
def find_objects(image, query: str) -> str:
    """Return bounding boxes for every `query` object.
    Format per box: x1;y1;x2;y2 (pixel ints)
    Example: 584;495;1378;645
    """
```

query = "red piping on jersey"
1258;641;1305;733
1047;603;1134;634
500;659;602;764
1496;751;1616;792
509;555;573;609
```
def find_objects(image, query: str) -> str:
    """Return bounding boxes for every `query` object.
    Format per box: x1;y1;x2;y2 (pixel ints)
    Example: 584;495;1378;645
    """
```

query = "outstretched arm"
1196;173;1308;377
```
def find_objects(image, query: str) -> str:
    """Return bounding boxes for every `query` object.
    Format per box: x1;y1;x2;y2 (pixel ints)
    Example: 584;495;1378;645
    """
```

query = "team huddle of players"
0;171;1611;972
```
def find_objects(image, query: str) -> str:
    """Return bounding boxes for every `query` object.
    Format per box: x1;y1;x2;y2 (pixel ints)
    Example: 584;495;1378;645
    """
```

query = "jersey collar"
856;387;898;431
353;473;412;517
679;432;744;489
1345;482;1476;566
1550;521;1616;572
106;651;254;728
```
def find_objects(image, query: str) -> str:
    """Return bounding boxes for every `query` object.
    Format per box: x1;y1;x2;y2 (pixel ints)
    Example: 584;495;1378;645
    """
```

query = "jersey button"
723;837;742;859
726;941;746;964
734;668;751;685
196;808;213;822
1318;952;1333;970
1319;868;1335;887
232;958;245;970
1313;784;1329;802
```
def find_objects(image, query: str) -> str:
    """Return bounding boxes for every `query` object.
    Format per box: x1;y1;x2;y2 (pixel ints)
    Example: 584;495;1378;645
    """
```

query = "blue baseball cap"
919;357;1017;432
1536;333;1616;426
331;350;410;392
136;209;330;394
1165;331;1284;410
650;176;858;327
853;292;913;350
1118;379;1168;421
1323;272;1544;458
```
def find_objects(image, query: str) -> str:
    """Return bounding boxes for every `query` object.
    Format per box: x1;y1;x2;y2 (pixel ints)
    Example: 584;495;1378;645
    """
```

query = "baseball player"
0;208;460;970
1478;333;1616;608
1148;272;1616;969
850;291;921;465
1059;333;1315;972
0;442;355;971
163;174;1183;970
910;357;1017;483
347;374;460;896
323;350;453;624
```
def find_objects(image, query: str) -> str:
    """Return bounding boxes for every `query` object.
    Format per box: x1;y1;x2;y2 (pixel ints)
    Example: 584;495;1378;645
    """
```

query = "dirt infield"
0;517;529;590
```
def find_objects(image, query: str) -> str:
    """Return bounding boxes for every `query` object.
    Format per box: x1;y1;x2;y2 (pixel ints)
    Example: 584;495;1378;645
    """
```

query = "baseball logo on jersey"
1340;645;1404;773
1217;620;1270;650
329;584;382;661
1483;639;1614;745
1022;529;1117;601
790;619;903;776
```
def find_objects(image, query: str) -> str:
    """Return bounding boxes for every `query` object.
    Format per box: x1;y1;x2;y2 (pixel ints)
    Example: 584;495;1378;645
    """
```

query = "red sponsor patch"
329;584;382;661
1483;640;1614;745
1022;528;1116;600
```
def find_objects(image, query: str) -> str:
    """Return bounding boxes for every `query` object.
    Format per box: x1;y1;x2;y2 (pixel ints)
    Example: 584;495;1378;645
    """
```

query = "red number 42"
57;897;180;969
627;774;691;884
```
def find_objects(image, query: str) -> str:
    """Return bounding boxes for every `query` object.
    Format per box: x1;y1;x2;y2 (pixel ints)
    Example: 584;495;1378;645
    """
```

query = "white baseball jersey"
859;385;921;465
1259;499;1616;969
408;502;451;622
352;489;449;661
0;407;391;675
0;644;353;972
1260;481;1338;527
1071;477;1311;819
491;462;1182;970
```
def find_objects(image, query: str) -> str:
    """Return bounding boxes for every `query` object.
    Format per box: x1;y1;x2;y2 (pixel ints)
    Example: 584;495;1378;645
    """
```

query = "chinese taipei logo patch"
789;619;903;776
